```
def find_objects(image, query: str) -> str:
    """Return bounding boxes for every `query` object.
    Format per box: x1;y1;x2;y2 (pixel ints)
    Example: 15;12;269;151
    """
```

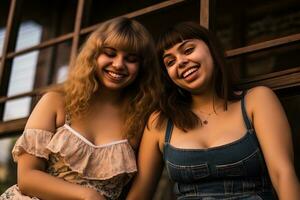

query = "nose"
178;56;188;68
112;55;125;69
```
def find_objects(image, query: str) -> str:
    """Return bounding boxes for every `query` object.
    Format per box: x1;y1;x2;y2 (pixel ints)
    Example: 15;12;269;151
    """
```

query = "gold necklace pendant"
200;112;213;125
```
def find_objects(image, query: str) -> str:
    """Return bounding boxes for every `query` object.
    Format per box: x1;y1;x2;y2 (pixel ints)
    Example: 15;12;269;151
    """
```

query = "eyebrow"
162;40;191;59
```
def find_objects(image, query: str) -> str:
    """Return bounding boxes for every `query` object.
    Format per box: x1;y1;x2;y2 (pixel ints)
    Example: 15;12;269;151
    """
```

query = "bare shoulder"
145;111;167;151
147;111;166;133
25;91;66;131
36;91;65;115
245;86;278;107
245;86;284;121
247;86;275;98
40;91;65;106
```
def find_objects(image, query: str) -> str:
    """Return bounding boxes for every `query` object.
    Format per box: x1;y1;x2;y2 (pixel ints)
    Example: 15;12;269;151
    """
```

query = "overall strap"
165;119;174;143
241;91;254;131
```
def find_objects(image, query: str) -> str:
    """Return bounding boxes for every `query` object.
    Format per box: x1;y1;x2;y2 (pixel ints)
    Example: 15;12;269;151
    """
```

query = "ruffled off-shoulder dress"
1;124;137;200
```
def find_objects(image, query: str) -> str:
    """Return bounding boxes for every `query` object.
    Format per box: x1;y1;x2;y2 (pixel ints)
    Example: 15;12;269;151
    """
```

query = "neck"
92;87;124;105
191;89;224;113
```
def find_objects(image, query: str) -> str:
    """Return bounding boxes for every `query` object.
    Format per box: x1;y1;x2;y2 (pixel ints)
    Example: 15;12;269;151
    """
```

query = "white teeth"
182;67;198;78
107;71;125;79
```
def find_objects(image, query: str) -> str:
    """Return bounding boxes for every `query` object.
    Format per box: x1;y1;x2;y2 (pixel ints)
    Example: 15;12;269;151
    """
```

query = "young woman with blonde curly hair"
1;17;161;200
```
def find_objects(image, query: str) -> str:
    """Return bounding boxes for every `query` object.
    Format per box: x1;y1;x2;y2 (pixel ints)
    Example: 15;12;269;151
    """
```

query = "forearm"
273;170;300;200
126;176;153;200
18;169;90;200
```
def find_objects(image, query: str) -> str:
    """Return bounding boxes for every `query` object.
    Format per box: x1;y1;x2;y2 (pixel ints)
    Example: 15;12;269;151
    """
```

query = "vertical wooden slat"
69;0;85;67
0;0;17;86
0;0;22;119
200;0;209;29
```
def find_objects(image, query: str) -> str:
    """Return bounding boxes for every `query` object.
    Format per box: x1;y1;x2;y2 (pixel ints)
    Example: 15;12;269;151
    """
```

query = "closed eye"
102;47;116;57
164;58;176;67
125;54;140;63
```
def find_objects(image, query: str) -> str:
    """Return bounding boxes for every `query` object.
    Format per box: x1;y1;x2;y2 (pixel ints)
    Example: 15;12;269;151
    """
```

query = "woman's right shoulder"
25;91;66;131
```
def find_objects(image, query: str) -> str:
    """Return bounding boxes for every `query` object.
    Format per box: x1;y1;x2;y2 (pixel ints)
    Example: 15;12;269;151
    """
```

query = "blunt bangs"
157;29;185;57
157;22;209;58
103;25;146;58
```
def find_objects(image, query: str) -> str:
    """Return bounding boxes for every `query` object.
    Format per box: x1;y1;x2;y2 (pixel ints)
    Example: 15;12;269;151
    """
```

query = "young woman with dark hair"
127;21;300;200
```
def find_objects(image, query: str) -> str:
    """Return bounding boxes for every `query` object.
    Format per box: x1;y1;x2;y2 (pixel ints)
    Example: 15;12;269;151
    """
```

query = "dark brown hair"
156;21;240;131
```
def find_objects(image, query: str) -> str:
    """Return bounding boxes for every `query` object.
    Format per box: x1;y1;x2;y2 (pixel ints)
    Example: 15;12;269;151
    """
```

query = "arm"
248;86;300;199
127;114;165;200
17;92;105;200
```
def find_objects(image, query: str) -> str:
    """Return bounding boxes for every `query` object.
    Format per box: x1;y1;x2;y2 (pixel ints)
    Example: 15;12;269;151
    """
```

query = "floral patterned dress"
1;124;137;200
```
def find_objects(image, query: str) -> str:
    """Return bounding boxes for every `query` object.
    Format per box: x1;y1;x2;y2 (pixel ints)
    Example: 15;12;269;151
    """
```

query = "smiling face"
162;39;214;94
96;46;140;90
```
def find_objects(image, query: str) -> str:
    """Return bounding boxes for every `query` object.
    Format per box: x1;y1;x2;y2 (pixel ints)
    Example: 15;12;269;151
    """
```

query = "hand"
81;188;106;200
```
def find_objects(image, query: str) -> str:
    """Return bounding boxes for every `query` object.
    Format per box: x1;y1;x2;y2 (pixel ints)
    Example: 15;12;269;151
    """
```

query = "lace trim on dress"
12;128;54;161
12;127;137;180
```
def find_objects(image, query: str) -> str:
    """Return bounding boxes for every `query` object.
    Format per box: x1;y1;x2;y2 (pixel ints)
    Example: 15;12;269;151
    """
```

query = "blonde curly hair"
64;17;161;139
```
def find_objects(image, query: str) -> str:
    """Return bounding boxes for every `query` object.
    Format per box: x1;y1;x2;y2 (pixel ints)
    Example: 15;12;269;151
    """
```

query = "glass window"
227;42;300;79
2;40;72;121
50;41;72;84
15;0;77;51
135;0;200;40
0;0;9;57
6;21;42;94
0;28;6;57
82;0;166;28
3;98;32;121
15;21;42;51
215;0;300;50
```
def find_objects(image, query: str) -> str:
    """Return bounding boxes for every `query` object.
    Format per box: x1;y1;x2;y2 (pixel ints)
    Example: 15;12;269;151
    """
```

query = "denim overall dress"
163;96;278;199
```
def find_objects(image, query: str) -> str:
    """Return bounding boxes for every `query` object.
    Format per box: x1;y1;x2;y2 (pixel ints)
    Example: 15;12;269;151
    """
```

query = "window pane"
55;65;68;84
51;41;72;84
3;97;32;121
228;42;300;79
0;28;6;58
0;0;9;57
82;0;165;28
135;0;200;40
15;21;42;51
7;51;39;96
15;0;77;51
215;0;300;50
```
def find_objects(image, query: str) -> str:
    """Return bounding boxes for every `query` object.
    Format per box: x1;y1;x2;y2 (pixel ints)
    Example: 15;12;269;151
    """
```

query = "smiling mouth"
105;70;127;81
181;66;199;78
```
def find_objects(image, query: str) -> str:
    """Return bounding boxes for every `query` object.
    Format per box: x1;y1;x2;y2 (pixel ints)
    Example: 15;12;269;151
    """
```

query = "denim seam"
216;148;259;168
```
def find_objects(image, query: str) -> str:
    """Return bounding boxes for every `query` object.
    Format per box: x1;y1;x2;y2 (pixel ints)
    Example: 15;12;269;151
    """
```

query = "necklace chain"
196;102;224;126
198;110;216;125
